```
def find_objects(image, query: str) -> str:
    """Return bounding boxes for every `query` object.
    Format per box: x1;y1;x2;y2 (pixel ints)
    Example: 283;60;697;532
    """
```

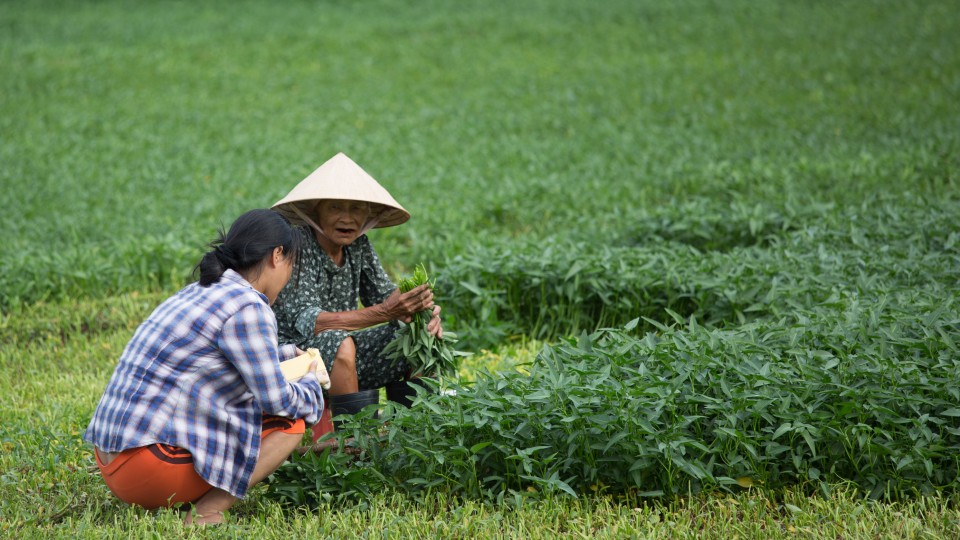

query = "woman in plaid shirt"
84;209;324;525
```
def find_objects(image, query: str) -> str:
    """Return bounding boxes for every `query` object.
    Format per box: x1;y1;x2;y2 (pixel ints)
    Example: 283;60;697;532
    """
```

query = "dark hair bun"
194;209;300;286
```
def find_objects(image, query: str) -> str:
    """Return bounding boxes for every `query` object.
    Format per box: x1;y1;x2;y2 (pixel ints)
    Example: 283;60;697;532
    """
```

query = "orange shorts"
95;415;305;509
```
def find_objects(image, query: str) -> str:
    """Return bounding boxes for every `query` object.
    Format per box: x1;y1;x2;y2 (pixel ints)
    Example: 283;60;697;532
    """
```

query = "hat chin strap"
291;205;381;239
291;205;328;239
359;215;380;236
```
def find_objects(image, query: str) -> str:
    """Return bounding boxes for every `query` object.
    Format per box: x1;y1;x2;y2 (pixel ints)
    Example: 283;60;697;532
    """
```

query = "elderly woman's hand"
425;305;443;339
382;284;435;320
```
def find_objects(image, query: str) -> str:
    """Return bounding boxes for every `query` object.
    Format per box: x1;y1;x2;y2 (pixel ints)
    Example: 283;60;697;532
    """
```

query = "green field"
2;0;960;537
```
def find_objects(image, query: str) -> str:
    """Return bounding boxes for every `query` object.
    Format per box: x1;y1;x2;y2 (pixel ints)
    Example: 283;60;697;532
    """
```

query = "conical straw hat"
272;152;410;230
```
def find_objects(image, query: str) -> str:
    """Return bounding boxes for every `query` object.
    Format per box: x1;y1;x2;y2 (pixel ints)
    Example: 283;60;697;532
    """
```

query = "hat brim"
273;199;410;229
271;153;411;229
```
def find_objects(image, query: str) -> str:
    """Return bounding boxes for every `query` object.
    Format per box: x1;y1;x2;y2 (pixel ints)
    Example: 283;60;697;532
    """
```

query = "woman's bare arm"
313;284;436;334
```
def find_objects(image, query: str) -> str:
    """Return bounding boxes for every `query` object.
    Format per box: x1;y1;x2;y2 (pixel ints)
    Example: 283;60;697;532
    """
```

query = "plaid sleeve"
219;302;322;424
278;343;298;361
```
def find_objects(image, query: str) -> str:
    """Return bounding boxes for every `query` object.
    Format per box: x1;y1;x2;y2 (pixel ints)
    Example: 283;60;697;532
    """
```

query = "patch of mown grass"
8;487;960;539
0;290;165;349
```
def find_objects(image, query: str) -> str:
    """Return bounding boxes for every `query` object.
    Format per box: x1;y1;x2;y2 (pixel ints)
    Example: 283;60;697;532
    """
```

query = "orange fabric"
261;415;306;438
95;416;305;509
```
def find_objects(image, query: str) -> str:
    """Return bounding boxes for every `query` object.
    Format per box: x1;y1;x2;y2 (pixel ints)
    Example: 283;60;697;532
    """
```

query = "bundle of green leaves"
384;264;467;378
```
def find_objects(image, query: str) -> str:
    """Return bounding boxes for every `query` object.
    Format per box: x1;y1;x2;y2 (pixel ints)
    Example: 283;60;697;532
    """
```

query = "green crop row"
268;191;960;504
434;195;960;349
270;284;960;503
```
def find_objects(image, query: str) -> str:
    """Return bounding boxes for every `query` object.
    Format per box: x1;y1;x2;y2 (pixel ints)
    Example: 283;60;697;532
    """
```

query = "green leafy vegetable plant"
384;263;468;378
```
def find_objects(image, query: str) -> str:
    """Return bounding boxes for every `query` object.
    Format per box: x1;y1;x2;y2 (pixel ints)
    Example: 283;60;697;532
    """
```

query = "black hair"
193;209;301;287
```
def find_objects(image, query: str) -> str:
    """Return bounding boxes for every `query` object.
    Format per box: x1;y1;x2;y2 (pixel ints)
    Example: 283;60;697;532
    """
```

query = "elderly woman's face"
315;199;371;246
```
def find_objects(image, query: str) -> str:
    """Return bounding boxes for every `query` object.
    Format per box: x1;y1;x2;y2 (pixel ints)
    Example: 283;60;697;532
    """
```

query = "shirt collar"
221;268;269;303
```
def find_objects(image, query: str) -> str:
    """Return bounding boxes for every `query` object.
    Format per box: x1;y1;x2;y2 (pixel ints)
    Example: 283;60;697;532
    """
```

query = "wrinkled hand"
425;305;444;339
382;284;435;320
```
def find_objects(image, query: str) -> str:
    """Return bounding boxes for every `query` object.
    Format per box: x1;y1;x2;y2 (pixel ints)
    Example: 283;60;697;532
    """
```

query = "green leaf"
772;423;793;440
470;441;493;454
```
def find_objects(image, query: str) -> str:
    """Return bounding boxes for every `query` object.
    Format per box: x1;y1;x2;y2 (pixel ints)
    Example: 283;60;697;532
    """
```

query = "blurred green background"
2;0;958;310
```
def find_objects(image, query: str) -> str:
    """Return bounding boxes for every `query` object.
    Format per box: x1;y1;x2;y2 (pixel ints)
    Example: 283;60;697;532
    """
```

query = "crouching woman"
84;209;324;525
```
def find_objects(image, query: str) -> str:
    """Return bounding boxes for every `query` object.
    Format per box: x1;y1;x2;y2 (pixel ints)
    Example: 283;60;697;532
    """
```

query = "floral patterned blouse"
273;227;397;348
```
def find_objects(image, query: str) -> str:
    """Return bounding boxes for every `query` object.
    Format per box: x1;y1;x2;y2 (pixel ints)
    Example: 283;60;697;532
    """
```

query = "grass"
8;489;960;539
2;0;960;536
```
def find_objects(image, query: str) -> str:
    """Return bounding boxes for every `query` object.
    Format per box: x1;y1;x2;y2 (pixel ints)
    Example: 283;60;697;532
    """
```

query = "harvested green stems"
385;264;467;378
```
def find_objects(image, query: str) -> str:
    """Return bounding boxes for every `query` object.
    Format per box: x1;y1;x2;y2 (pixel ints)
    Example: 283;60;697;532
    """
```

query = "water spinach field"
2;0;960;537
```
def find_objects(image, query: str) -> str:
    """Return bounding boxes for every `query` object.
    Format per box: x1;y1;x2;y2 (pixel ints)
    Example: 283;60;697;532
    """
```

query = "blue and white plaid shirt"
84;269;324;498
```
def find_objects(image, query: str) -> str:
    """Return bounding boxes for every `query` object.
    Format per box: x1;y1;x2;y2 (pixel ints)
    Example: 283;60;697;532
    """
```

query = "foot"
185;509;225;526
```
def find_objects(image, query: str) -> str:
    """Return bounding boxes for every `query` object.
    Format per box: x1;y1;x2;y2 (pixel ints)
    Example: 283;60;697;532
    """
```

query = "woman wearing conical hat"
271;153;443;425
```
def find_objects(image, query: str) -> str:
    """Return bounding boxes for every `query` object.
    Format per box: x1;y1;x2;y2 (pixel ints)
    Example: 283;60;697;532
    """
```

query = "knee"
334;337;357;370
268;431;303;456
282;431;302;453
